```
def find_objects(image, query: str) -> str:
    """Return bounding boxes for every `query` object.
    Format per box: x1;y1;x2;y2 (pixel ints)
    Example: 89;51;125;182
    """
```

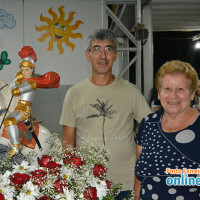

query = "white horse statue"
0;79;52;165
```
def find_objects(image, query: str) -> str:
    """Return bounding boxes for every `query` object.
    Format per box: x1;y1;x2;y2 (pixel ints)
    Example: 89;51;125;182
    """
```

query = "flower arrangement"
0;134;122;200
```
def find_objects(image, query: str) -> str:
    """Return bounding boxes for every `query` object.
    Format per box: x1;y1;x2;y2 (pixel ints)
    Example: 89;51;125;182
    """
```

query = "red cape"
28;71;60;89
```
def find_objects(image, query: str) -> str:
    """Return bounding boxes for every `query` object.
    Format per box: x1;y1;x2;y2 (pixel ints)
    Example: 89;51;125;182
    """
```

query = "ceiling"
109;0;200;35
150;0;200;31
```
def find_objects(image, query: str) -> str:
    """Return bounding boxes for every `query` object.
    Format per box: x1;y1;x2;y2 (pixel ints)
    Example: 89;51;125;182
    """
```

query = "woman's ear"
191;91;196;101
158;92;160;100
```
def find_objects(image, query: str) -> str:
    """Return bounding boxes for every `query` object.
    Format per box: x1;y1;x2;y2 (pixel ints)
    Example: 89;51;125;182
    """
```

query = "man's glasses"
90;46;115;55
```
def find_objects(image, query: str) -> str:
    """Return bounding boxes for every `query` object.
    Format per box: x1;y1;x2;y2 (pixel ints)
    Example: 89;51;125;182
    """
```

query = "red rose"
68;156;84;168
31;169;47;186
46;161;62;174
63;153;73;164
46;161;62;169
93;164;106;180
38;155;52;167
83;187;97;200
10;173;31;189
106;180;110;189
38;196;53;200
54;178;67;193
0;193;5;200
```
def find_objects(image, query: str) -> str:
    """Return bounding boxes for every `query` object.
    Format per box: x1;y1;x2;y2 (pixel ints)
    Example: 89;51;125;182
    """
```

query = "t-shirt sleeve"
59;89;75;127
136;117;145;146
133;88;152;123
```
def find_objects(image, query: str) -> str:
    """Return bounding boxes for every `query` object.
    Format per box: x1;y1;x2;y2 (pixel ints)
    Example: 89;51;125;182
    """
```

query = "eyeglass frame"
88;45;117;55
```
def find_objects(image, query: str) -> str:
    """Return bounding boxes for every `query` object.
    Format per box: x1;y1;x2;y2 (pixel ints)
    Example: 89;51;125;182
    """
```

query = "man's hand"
16;70;23;79
62;126;76;149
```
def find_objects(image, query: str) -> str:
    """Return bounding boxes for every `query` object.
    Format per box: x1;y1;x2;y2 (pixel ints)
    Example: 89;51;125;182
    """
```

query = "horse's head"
0;80;7;117
0;80;19;114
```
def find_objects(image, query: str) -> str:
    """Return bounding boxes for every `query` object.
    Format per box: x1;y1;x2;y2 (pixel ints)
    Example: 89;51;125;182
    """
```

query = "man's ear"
114;51;119;61
85;50;91;62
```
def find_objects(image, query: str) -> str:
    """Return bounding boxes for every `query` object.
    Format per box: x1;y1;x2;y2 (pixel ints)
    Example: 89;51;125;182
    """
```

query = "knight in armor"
3;46;60;159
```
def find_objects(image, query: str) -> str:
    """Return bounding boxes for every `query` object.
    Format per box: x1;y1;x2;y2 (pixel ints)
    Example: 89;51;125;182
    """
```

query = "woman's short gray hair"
87;29;117;51
155;60;198;94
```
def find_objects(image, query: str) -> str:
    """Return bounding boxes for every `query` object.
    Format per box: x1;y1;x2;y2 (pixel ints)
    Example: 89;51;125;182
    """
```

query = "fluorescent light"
192;34;200;41
195;41;200;49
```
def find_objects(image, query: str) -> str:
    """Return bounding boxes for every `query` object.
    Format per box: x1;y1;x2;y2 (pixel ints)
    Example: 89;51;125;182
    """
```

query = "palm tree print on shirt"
87;98;117;146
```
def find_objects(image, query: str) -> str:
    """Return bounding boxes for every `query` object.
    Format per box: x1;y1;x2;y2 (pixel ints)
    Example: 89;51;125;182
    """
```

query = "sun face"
36;6;83;54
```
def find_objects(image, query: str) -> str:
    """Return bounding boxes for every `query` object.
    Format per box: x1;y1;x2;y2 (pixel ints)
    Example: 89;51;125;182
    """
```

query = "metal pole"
118;55;137;77
136;0;142;91
143;5;154;103
106;6;137;45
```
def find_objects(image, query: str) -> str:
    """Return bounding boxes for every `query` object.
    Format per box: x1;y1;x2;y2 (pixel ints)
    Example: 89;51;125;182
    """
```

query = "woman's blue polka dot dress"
135;110;200;200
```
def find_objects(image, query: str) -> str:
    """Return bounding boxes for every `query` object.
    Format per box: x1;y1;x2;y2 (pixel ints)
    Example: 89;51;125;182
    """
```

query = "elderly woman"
134;60;200;200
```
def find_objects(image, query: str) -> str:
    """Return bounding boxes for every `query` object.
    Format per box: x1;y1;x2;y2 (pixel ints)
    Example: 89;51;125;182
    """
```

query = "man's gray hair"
87;29;117;51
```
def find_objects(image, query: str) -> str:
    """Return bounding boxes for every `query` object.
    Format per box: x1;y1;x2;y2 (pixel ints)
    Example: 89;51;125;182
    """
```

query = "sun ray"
40;14;52;25
64;38;75;51
59;6;65;21
48;7;58;21
35;25;49;32
69;32;83;39
38;33;50;42
47;39;56;51
66;12;76;24
57;41;64;54
36;6;84;54
69;20;84;30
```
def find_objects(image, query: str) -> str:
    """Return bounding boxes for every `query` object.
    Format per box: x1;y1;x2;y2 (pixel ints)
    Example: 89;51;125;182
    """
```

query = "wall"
1;0;104;85
0;0;120;137
32;85;71;136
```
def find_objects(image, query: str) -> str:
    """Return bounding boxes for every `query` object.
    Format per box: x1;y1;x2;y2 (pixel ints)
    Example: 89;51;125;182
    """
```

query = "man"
60;29;152;199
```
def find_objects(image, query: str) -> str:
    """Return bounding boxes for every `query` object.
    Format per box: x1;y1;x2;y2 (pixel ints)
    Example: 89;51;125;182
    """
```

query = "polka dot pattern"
189;188;198;192
168;188;177;194
176;196;184;200
175;130;195;143
152;194;158;199
135;111;200;199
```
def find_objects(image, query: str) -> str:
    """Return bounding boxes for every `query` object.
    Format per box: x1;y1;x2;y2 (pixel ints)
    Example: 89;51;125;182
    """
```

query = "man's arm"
62;125;76;149
133;144;142;200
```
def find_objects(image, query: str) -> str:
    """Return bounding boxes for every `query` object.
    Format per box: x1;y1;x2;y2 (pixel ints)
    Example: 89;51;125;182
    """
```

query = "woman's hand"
133;144;142;200
133;176;141;200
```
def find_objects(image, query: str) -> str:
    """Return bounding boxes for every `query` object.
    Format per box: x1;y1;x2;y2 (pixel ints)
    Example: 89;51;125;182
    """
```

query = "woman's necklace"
168;127;173;133
162;114;176;133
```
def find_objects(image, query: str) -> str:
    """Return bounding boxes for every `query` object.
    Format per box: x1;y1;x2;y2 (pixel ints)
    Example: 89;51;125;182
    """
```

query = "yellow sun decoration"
36;6;83;54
